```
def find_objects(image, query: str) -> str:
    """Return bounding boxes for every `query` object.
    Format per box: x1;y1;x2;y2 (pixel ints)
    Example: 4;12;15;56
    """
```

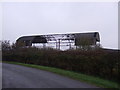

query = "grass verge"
3;61;119;88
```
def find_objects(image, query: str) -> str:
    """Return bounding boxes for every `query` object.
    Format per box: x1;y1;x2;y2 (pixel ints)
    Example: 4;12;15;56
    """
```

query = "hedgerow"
2;41;119;83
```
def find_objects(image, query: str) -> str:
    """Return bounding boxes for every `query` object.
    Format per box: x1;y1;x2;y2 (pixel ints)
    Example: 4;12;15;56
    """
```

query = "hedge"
2;47;119;83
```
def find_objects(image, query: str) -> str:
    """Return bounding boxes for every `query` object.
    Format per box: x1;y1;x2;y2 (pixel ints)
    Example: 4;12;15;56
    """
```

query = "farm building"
16;32;100;50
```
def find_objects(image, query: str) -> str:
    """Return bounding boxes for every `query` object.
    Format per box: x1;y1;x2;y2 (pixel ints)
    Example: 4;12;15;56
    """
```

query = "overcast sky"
2;2;118;49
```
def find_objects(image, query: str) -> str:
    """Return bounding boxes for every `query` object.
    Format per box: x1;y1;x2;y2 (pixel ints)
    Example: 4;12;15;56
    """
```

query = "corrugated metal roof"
16;32;100;46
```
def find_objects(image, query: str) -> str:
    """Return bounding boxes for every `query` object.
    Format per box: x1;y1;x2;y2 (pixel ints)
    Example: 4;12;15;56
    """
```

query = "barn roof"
17;32;100;42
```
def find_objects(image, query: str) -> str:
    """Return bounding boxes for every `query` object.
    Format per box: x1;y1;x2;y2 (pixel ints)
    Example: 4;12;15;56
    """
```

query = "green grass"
3;61;119;88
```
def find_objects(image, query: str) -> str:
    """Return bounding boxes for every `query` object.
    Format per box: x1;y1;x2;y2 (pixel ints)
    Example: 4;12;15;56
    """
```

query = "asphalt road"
2;63;99;88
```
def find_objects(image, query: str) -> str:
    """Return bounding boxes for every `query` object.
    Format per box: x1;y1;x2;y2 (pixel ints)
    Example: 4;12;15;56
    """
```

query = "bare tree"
1;40;11;51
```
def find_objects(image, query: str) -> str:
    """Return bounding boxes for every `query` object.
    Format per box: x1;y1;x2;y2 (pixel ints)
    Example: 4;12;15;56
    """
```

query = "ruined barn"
16;32;100;50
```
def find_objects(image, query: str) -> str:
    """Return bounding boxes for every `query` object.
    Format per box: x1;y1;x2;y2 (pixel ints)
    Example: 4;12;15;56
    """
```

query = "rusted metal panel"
75;32;100;45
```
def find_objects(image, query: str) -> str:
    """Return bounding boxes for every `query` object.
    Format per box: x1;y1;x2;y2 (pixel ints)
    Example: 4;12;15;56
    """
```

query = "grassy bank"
3;61;119;88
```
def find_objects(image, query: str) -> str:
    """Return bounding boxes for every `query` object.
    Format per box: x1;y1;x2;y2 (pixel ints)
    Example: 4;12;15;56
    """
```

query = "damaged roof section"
16;32;100;50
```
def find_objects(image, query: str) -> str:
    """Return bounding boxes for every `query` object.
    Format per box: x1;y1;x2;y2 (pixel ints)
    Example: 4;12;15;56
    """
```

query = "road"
2;63;99;88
